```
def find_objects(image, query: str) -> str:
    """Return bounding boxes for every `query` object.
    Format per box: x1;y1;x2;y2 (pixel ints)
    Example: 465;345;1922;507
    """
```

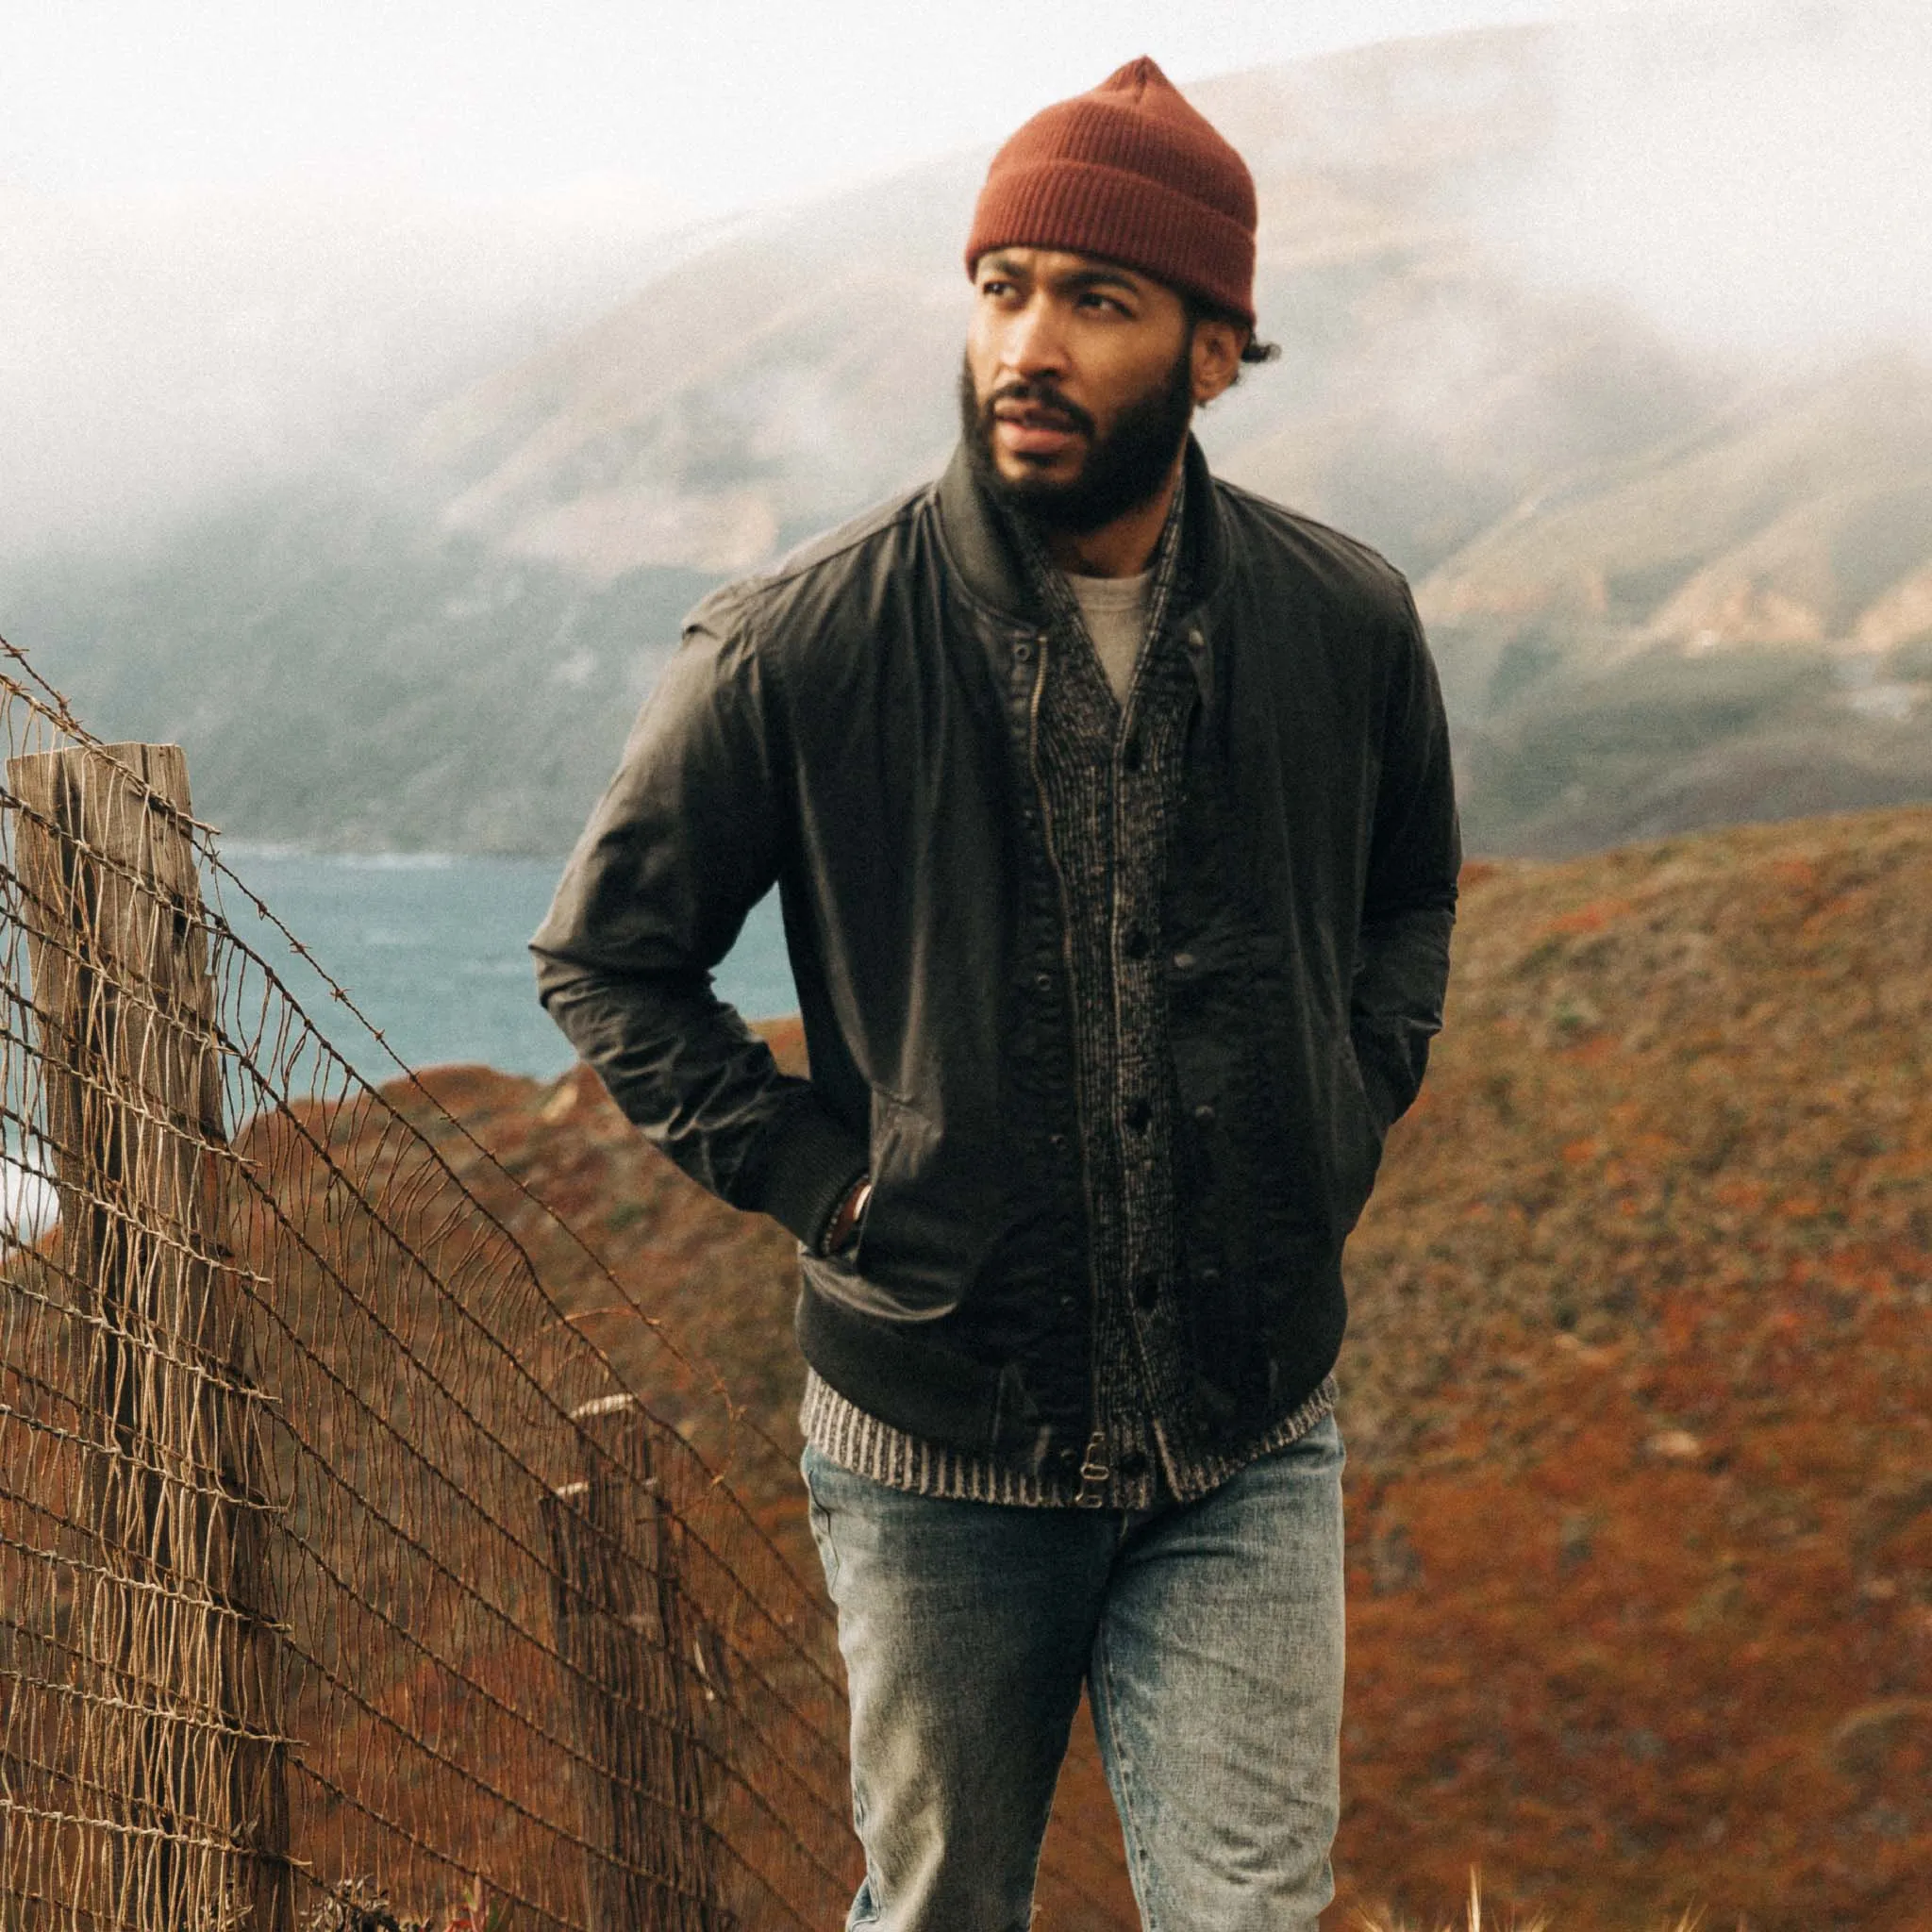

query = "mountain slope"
1421;351;1932;851
0;486;716;852
412;25;1714;594
6;20;1929;857
1338;804;1931;1924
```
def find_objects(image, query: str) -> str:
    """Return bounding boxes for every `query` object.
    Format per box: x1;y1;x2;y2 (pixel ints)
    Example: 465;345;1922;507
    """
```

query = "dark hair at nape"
1183;293;1281;384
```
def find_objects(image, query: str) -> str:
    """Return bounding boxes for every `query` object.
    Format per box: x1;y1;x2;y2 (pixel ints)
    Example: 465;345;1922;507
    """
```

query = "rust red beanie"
964;57;1257;326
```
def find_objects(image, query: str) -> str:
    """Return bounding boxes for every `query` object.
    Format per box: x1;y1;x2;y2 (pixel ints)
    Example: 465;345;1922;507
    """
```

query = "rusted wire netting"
0;639;866;1931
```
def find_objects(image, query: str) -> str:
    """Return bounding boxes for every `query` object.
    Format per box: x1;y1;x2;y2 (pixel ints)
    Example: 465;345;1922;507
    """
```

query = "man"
533;56;1458;1932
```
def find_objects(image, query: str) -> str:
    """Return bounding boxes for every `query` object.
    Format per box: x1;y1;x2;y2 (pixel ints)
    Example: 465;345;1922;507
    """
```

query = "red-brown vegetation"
385;805;1931;1930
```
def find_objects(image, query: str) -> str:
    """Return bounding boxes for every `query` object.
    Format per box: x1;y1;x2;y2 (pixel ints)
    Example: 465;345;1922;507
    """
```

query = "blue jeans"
801;1416;1345;1931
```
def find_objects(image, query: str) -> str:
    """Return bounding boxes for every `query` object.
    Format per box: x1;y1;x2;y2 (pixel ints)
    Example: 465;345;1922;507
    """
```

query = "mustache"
982;379;1096;440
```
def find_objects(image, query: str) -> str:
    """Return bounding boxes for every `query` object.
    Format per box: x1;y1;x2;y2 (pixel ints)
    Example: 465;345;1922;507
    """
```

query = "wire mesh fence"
0;642;862;1931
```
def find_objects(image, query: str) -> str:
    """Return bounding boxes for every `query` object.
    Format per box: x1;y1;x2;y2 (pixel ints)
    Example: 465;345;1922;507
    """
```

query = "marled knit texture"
801;1367;1337;1508
802;473;1339;1507
964;57;1257;324
1024;479;1191;1504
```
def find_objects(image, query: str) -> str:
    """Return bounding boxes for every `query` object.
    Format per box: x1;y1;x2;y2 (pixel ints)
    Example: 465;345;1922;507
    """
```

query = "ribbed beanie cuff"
965;57;1257;326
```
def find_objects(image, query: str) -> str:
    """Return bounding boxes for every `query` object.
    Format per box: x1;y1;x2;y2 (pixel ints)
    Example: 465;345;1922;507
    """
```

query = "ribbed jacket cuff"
747;1104;868;1251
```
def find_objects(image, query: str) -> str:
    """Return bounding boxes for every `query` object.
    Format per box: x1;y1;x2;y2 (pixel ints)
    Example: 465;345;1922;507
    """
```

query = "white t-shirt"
1066;569;1152;706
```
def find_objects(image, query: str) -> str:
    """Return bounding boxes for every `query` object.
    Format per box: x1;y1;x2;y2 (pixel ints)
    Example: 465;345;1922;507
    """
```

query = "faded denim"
802;1415;1345;1931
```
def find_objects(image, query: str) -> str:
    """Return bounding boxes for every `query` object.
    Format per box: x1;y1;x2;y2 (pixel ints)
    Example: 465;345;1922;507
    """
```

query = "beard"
960;344;1193;536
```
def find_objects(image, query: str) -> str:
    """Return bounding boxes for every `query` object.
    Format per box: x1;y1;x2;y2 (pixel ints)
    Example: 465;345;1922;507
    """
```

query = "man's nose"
1001;297;1071;379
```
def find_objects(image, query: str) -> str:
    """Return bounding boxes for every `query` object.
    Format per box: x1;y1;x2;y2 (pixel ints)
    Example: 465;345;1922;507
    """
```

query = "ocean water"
214;849;798;1084
0;850;798;1232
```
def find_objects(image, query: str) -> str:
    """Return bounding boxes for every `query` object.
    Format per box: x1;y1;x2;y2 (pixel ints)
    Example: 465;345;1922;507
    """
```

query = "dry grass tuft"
1351;1870;1709;1932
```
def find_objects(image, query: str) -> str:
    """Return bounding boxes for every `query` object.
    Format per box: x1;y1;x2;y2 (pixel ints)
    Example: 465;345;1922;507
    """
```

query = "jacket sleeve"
1351;581;1460;1136
529;600;869;1249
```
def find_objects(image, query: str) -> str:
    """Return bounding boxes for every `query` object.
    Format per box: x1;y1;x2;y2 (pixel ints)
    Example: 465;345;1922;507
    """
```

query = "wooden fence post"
542;1391;724;1931
7;742;290;1932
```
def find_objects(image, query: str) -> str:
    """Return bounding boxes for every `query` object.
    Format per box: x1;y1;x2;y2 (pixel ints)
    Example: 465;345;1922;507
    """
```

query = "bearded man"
534;57;1459;1932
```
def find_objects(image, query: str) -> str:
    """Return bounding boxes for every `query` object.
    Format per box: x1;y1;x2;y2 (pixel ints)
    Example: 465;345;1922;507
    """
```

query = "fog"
2;0;1925;560
1492;2;1932;356
0;181;694;552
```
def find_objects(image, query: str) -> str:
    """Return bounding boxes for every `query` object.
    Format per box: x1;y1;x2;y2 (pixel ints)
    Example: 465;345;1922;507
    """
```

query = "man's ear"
1191;317;1245;406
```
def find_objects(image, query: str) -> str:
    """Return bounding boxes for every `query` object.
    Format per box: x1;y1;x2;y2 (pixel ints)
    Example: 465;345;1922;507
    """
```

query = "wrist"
821;1175;873;1256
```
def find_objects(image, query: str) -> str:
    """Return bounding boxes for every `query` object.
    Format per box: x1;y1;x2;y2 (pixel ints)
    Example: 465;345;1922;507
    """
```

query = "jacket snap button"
1014;641;1034;664
1034;971;1054;993
1198;1266;1224;1291
1193;1102;1217;1126
1187;628;1206;651
1172;950;1197;974
1048;1131;1069;1152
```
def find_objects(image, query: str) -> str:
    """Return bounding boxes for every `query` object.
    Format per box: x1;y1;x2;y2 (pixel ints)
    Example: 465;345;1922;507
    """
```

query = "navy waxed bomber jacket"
532;435;1459;1473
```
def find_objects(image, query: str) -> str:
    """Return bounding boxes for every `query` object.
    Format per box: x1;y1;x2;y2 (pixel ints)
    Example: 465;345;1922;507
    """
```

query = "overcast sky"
0;0;1573;549
8;0;1565;214
5;1;1926;554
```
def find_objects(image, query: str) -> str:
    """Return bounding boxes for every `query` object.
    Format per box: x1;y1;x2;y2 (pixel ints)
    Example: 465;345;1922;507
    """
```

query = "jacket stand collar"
934;433;1229;632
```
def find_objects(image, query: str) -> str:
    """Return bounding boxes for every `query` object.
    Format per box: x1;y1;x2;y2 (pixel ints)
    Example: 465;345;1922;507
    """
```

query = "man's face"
962;247;1198;534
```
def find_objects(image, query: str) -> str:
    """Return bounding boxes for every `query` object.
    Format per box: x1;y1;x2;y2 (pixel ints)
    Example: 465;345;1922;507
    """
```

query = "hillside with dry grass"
385;804;1931;1930
1336;806;1930;1928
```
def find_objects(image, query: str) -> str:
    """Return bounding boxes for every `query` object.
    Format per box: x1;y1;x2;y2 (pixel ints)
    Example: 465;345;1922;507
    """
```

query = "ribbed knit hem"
800;1369;1338;1510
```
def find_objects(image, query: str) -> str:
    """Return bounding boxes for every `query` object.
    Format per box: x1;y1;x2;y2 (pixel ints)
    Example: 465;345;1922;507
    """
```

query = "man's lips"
992;403;1087;457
